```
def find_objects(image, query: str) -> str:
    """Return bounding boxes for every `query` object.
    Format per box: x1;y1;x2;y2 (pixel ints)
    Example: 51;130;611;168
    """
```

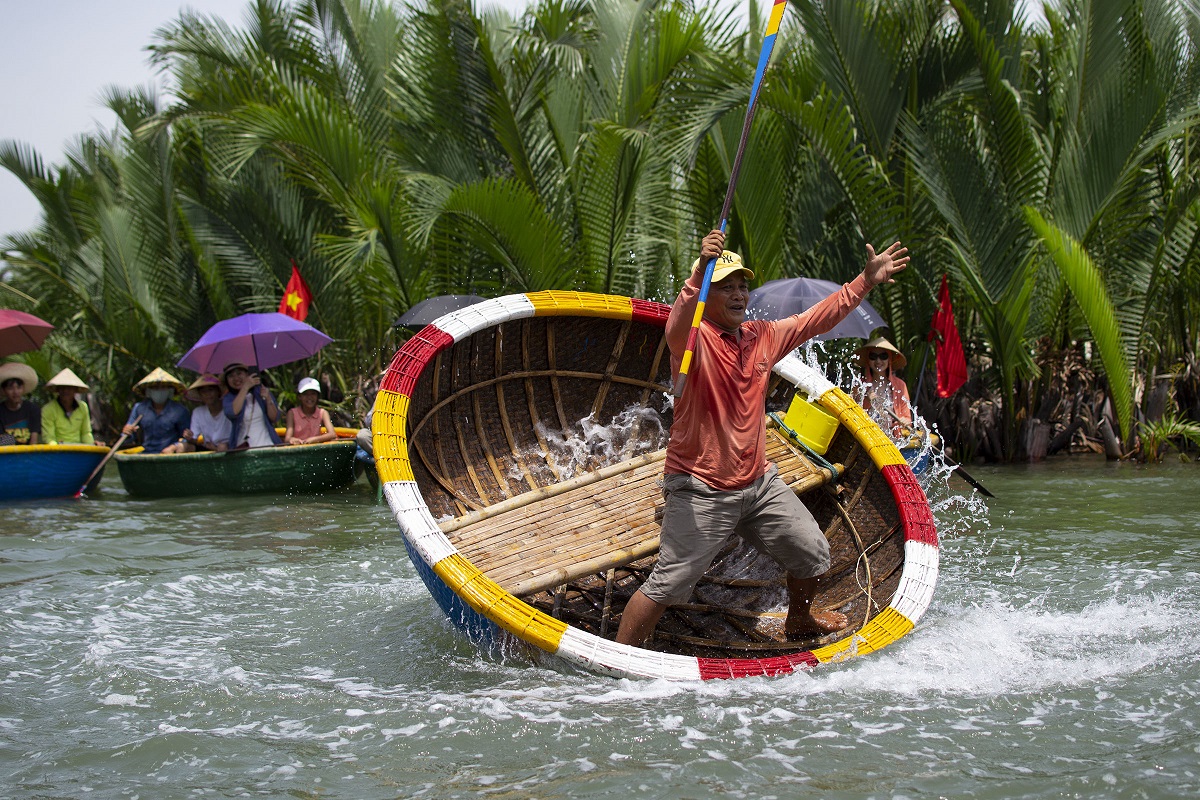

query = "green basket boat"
114;440;357;498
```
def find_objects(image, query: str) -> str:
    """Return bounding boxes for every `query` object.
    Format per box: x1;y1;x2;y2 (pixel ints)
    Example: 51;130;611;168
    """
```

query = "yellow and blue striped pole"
674;0;791;398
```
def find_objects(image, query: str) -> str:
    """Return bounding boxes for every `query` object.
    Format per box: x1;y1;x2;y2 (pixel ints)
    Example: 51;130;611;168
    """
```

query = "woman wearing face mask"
221;363;281;449
854;335;912;436
123;368;191;454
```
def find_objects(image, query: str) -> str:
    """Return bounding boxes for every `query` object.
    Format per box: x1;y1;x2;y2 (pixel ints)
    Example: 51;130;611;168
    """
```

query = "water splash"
532;405;670;481
793;341;991;540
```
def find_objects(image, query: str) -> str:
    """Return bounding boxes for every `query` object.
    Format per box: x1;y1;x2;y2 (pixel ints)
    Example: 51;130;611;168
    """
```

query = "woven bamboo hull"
0;444;109;501
376;292;939;681
114;440;357;498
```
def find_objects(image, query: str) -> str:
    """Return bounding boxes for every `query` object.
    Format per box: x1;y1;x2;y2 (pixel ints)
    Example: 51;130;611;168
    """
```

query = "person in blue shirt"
122;368;190;454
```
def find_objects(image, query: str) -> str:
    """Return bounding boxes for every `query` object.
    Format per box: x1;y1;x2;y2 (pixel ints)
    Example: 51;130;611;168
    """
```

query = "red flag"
930;274;967;398
278;261;313;321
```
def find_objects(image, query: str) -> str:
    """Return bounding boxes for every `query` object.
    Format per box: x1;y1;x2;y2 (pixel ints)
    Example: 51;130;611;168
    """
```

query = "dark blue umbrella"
747;277;885;341
394;294;486;329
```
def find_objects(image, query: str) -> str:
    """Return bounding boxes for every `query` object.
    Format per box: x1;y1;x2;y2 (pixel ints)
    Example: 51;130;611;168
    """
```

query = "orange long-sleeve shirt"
664;266;872;490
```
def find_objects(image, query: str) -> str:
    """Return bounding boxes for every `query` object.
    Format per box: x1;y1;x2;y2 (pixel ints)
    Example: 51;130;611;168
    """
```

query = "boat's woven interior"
404;315;906;657
405;316;674;520
443;426;841;598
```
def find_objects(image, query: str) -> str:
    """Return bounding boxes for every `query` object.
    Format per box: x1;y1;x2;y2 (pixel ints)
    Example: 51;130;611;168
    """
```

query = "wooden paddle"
74;414;141;498
941;450;995;498
673;0;791;398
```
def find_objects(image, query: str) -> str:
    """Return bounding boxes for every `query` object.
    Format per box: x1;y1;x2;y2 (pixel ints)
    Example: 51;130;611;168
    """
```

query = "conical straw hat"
133;367;185;395
855;335;907;369
184;373;223;402
45;368;90;391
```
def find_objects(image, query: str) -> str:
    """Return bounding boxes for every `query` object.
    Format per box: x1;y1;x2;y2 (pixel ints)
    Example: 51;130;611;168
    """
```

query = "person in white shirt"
182;374;232;451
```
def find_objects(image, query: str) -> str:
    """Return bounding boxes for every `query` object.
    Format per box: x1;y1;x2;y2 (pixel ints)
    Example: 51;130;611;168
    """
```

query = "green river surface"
2;457;1198;799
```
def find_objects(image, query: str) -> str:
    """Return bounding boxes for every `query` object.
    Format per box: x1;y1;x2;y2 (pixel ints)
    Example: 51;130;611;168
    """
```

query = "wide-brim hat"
45;368;89;391
185;373;223;402
710;250;754;284
0;361;39;392
133;367;185;396
856;336;907;369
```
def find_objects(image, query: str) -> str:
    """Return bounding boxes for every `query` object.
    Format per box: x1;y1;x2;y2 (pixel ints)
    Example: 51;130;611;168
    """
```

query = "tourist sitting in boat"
284;377;337;446
222;363;281;449
0;362;42;446
854;334;912;436
182;373;230;452
614;229;909;647
41;368;95;445
123;368;190;454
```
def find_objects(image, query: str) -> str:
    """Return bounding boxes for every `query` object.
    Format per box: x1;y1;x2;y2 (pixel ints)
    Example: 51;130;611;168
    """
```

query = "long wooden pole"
74;415;141;498
673;0;791;398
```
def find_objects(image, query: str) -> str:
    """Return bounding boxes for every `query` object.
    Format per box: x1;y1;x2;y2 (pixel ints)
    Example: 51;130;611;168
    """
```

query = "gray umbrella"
747;277;885;341
394;294;487;329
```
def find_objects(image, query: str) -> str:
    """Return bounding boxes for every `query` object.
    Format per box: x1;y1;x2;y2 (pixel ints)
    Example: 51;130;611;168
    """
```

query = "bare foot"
785;609;849;637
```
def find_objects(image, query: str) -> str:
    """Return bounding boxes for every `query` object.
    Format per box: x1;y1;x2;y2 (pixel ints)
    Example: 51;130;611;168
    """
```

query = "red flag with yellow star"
278;262;313;321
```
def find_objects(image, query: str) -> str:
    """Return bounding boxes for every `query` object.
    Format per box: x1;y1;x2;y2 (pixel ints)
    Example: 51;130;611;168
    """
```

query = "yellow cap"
710;250;754;283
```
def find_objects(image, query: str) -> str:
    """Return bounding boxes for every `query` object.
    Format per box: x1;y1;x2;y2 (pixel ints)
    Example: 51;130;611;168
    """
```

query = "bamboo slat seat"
442;425;841;598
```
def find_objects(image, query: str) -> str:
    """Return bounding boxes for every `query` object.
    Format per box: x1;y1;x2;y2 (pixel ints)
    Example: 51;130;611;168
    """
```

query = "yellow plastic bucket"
782;394;839;455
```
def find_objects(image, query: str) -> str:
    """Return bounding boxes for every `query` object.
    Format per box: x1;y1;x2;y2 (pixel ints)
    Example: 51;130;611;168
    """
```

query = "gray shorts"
638;464;831;606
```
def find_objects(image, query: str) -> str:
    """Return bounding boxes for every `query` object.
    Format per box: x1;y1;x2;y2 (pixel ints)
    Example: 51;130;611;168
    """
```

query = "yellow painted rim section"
432;553;569;653
373;390;414;483
817;387;906;469
810;606;915;663
527;291;632;319
0;444;108;455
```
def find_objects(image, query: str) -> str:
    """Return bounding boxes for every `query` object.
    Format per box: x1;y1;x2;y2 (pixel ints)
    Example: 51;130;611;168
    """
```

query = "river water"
2;458;1197;799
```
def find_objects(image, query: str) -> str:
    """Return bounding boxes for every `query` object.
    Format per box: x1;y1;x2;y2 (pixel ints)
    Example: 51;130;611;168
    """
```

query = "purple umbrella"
177;313;332;373
747;277;886;341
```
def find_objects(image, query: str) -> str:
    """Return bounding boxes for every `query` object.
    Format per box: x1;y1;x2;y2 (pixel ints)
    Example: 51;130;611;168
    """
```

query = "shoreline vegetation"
3;0;1200;465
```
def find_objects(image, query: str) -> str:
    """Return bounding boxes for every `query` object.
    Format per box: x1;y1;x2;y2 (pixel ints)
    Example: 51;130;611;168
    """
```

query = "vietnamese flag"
930;273;968;398
278;261;313;321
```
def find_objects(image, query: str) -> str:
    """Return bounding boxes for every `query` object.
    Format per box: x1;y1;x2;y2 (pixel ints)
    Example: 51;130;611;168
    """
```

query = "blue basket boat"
0;444;109;501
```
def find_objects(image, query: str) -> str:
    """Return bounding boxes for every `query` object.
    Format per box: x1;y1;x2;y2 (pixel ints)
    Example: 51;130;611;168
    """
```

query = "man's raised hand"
863;241;910;287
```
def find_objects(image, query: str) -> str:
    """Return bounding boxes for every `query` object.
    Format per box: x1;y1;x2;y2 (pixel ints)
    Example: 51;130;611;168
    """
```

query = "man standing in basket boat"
615;230;910;646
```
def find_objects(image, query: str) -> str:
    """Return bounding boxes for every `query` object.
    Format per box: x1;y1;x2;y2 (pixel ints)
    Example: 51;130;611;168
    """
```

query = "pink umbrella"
177;312;332;373
0;309;55;358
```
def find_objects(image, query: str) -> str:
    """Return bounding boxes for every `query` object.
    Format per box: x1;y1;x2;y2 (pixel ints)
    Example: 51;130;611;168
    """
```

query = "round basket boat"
375;292;939;681
0;444;109;502
115;438;357;498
